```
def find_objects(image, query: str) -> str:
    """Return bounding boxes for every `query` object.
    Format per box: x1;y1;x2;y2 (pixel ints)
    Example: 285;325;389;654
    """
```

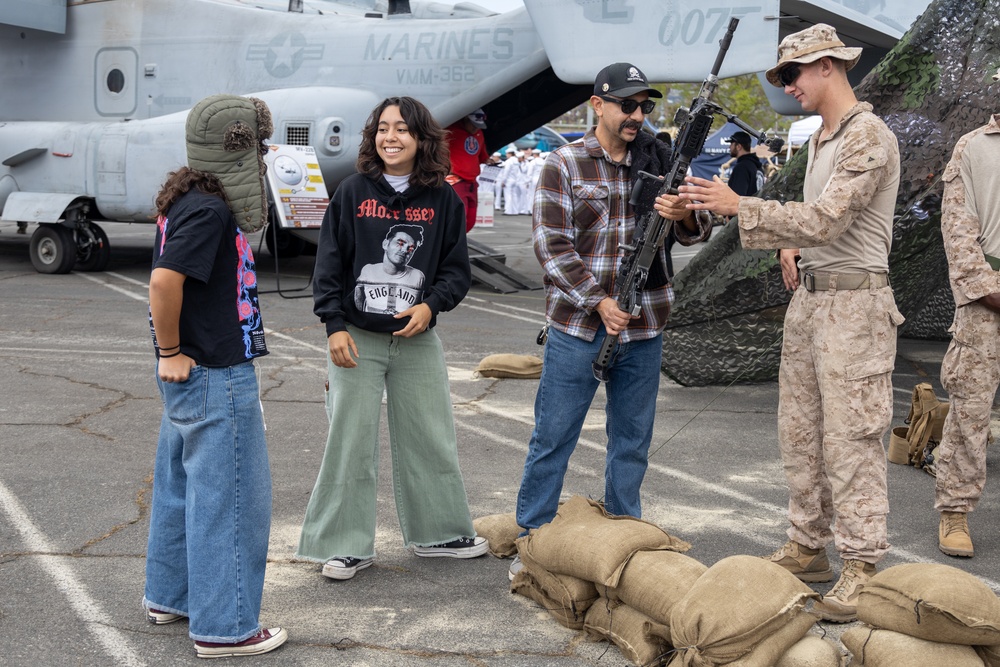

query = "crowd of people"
142;21;997;659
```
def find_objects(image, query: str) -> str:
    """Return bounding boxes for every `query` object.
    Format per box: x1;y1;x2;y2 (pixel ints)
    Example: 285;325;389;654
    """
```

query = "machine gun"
591;16;784;382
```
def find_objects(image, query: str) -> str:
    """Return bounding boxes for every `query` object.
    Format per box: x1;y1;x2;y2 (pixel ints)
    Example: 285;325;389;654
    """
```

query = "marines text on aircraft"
0;0;921;273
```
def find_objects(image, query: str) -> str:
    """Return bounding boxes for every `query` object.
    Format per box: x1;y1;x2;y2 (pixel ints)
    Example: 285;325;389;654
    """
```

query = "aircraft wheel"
75;222;112;272
29;224;76;274
265;223;306;258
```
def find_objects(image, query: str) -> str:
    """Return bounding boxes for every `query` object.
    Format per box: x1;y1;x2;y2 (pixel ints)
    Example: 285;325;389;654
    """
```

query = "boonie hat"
467;108;487;130
727;131;752;149
594;62;662;99
765;23;862;87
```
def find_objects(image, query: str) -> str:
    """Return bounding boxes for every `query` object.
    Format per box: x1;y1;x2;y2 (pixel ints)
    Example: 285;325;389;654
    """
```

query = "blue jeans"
144;362;272;643
516;326;662;531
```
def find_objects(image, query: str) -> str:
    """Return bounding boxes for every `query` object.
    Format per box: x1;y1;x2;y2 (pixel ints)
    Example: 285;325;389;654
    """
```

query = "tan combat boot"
765;541;833;582
813;559;876;622
939;511;974;558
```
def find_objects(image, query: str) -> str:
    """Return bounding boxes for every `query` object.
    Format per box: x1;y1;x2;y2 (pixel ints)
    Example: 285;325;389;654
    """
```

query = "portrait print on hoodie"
355;224;427;315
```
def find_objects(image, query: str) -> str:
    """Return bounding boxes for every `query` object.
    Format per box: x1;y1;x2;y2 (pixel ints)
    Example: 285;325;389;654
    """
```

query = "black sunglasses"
600;96;656;115
777;63;802;87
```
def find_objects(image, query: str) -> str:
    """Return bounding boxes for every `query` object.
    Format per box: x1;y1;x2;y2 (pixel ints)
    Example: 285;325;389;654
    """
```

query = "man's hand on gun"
652;193;691;222
596;297;635;335
677;175;741;217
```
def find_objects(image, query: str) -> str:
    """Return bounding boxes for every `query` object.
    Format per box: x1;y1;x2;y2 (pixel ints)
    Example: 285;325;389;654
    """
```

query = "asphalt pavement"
0;214;997;666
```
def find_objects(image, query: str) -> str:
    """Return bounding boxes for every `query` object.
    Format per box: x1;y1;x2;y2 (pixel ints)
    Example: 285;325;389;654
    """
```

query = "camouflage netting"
662;0;1000;386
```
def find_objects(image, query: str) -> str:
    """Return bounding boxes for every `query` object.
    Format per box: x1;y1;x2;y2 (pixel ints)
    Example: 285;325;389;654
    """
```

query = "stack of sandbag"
846;563;1000;666
667;555;821;666
511;542;599;630
472;511;520;558
510;495;691;664
584;549;707;665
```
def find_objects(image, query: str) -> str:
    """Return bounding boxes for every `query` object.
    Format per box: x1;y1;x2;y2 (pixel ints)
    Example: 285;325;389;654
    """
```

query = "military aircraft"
0;0;926;273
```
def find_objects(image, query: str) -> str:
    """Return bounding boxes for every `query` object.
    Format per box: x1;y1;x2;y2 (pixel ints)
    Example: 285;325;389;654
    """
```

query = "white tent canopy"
786;115;822;158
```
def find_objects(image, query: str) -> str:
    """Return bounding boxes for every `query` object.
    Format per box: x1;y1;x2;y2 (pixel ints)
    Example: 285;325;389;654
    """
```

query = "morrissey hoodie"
313;172;471;336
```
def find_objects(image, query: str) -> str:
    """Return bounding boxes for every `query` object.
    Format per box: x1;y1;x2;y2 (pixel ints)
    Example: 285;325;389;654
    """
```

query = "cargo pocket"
162;365;208;425
844;354;895;382
941;304;997;396
838;354;894;444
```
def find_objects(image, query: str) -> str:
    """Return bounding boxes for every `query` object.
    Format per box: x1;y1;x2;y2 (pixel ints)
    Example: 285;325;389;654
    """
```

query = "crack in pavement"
15;366;136;442
78;471;154;554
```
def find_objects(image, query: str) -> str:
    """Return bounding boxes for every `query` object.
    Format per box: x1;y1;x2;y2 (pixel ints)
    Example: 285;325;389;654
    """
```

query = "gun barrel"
710;17;739;77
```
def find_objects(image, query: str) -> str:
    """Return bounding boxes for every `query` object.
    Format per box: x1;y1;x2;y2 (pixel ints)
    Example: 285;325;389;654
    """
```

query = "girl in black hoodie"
298;97;487;580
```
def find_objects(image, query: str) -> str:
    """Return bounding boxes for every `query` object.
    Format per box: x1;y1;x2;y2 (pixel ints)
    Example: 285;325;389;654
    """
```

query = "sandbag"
602;550;707;627
472;512;520;558
857;563;1000;645
510;568;586;630
517;495;690;588
842;626;984;667
509;545;598;629
977;644;1000;667
474;353;543;379
774;634;841;667
667;555;819;667
585;598;672;666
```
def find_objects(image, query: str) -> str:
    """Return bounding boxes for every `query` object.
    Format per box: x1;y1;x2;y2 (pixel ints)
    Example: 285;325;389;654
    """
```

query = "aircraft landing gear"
74;222;111;272
27;223;112;274
26;200;113;274
29;224;76;274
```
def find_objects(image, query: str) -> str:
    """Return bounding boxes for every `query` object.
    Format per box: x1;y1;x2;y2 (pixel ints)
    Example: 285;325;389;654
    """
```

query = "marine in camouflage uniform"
665;24;903;623
934;79;1000;558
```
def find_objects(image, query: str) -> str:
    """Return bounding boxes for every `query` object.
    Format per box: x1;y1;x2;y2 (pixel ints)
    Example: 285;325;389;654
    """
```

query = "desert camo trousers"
935;301;1000;513
777;285;901;563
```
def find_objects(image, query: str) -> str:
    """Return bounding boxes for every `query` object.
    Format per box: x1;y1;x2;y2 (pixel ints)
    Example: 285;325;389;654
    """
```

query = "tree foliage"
654;74;795;136
551;74;800;138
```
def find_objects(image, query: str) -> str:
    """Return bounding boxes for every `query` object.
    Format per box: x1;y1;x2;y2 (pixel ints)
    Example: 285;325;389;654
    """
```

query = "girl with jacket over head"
297;96;487;580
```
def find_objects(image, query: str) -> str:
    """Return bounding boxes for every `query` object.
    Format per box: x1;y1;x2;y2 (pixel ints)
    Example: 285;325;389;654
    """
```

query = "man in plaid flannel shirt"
513;62;712;549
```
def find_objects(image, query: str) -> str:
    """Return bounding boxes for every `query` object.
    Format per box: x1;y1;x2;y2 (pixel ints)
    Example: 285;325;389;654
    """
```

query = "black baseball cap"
594;63;662;99
727;131;752;149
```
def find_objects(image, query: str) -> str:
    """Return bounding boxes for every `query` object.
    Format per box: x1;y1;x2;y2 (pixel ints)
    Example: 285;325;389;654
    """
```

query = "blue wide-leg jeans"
516;326;662;532
143;362;272;643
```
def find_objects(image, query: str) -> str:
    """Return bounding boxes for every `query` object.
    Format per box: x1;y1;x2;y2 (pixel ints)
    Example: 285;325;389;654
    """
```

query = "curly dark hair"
356;96;450;189
154;166;228;216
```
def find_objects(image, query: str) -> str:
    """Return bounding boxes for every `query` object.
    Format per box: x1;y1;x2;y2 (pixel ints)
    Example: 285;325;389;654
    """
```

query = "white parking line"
463;295;545;318
459;302;543;325
75;272;148;302
0;481;146;667
104;271;150;288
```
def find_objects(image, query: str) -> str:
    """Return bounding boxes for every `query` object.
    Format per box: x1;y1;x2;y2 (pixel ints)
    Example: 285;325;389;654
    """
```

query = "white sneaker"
322;556;374;580
508;555;523;582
